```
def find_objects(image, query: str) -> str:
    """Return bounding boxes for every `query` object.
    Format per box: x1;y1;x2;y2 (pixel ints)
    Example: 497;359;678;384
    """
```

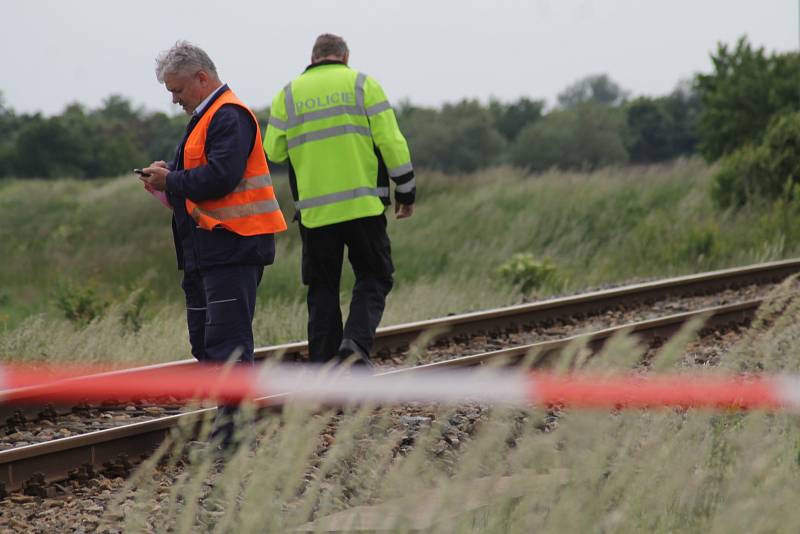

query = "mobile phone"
133;168;151;178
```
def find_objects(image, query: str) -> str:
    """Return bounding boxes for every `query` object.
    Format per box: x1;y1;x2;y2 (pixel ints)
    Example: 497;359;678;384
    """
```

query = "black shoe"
336;339;374;369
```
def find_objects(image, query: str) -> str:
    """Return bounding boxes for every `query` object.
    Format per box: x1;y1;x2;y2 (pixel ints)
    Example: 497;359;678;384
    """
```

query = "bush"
496;253;557;293
398;100;507;173
54;282;109;325
710;144;766;208
511;103;628;172
711;112;800;208
626;97;679;163
695;37;800;161
761;112;800;196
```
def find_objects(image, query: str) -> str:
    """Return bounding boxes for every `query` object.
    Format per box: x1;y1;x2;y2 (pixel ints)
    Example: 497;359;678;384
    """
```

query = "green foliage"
663;80;703;156
8;100;149;178
397;100;507;173
0;92;16;177
696;36;800;161
496;253;557;292
761;112;800;194
2;95;178;179
6;161;800;360
120;288;154;333
137;111;185;163
510;103;628;171
10;114;77;178
557;73;630;108
54;281;109;325
624;86;700;164
711;112;800;208
626;97;675;162
710;144;766;208
679;223;718;262
488;97;544;141
0;69;701;180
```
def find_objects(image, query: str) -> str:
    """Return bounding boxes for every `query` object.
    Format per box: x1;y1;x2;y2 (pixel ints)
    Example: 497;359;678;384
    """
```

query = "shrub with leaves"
712;112;800;208
496;253;557;293
54;281;109;325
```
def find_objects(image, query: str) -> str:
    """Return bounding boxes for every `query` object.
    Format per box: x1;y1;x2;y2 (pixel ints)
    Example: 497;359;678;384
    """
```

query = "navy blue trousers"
299;214;394;363
181;264;264;448
181;264;264;365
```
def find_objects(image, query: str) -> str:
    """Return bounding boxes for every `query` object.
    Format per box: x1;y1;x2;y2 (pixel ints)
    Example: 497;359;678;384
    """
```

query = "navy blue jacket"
165;85;275;272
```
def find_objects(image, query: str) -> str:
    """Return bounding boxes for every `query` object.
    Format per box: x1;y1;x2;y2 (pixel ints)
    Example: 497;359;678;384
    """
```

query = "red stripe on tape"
529;374;782;410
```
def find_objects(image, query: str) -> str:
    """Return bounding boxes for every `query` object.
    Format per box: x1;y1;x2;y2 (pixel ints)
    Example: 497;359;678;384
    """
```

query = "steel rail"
0;296;771;492
254;258;800;360
3;258;797;418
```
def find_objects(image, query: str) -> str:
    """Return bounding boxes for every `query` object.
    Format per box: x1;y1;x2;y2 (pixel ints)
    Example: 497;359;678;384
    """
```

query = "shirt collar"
193;84;227;116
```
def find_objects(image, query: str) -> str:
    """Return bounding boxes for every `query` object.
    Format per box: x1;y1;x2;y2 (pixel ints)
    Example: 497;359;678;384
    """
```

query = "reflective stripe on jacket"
184;89;287;236
264;64;413;229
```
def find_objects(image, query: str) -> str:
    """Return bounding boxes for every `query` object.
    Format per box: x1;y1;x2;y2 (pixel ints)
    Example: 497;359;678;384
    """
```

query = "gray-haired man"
140;41;286;450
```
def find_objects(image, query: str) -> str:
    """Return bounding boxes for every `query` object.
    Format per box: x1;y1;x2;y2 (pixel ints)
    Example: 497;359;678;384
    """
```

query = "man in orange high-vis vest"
140;41;286;451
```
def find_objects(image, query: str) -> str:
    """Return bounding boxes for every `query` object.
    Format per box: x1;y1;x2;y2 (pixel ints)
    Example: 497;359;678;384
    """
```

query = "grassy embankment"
2;157;799;364
4;159;800;531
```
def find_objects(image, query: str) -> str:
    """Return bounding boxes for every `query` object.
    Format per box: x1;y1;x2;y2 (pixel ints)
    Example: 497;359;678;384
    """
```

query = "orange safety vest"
183;89;287;236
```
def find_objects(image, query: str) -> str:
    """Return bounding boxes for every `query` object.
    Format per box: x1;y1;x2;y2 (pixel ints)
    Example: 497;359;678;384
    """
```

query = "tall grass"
4;158;800;363
6;164;800;530
104;290;800;532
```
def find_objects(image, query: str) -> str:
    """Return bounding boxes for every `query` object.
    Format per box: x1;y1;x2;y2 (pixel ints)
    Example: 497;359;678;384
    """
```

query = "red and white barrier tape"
0;363;796;411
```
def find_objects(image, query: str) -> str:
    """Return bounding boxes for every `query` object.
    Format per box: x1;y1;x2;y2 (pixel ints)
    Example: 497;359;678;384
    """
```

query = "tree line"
0;36;797;191
0;76;699;179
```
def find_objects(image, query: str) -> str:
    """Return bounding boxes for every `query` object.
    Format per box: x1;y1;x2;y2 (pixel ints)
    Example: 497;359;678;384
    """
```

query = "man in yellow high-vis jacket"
265;33;415;367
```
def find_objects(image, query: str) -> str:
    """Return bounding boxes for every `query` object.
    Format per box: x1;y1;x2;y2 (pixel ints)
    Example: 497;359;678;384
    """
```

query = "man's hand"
395;203;414;219
140;165;170;192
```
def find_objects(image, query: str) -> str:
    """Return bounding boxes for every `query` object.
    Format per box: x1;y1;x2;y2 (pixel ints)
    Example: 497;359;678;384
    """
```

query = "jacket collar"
304;60;347;72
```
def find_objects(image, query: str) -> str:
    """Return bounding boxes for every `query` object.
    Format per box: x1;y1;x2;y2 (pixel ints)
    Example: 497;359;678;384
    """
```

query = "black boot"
336;338;374;369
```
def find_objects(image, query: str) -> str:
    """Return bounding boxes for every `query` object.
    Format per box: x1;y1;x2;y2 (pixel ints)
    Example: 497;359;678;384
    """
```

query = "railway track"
0;259;797;496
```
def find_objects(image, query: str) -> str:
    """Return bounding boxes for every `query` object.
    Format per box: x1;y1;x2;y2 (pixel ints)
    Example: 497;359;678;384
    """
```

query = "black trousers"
181;264;264;364
300;214;394;363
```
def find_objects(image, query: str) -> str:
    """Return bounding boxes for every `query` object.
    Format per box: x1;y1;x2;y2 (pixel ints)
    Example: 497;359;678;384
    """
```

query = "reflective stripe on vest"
365;101;391;116
294;186;389;210
192;198;283;221
232;173;272;192
388;162;413;178
183;89;287;236
282;72;391;142
394;178;415;194
287;125;371;149
268;116;287;130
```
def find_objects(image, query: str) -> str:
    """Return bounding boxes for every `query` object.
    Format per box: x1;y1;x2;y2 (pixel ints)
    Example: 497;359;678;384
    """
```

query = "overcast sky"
2;1;797;116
